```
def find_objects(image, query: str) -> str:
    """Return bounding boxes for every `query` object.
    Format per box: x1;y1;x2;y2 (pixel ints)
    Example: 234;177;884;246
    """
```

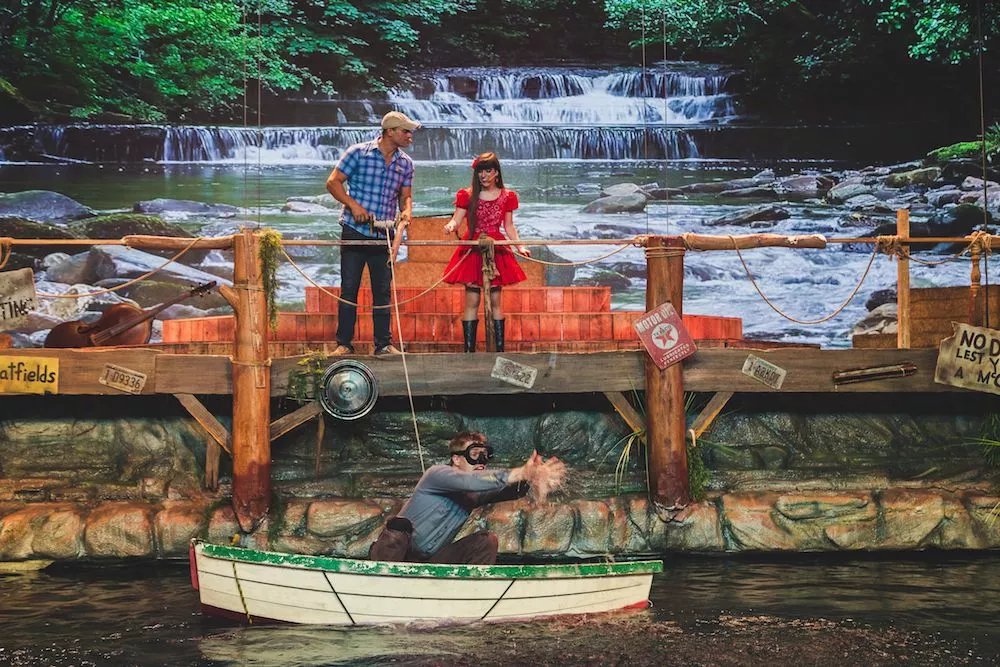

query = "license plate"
99;363;148;394
741;354;786;390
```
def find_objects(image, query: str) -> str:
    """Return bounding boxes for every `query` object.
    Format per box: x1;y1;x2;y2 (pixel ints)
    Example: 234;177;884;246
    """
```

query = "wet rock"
133;198;239;217
281;201;334;214
965;494;1000;547
570;500;612;554
960;176;1000;192
926;187;962;207
644;187;685;200
521;504;575;554
306;499;384;538
157;304;210;320
777;175;835;198
865;288;897;311
656;502;725;551
716;186;779;200
108;279;230;310
533;245;576;287
827;179;874;203
884;166;941;188
0;217;81;261
154;501;208;554
845;194;893;213
722;492;799;550
480;499;527;554
600;183;648;198
604;261;646;279
581;193;647;214
44;253;91;284
575;183;602;195
706;205;790;227
87;245;231;287
877;489;946;550
0;191;93;221
593;222;650;237
286;193;337;208
573;269;631;292
84;503;154;557
207;506;240;544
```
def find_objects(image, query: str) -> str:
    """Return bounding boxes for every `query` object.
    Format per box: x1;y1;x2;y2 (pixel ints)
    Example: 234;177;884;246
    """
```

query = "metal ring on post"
318;360;379;420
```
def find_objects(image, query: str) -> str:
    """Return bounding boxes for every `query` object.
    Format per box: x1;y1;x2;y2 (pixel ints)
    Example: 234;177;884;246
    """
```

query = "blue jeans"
337;226;392;349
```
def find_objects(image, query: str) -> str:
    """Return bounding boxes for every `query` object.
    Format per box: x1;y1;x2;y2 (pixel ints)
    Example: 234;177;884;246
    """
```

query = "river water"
0;64;981;348
2;554;999;666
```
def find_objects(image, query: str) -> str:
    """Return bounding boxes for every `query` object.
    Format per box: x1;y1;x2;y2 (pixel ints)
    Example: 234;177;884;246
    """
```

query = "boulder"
926;188;963;207
884;167;941;188
851;303;897;336
0;191;93;221
777;175;835;198
281;201;335;214
706;205;790;227
581;193;647;214
133;198;239;217
573;269;631;292
827;179;874;203
600;183;648;198
0;217;81;260
86;245;231;287
716;187;779;199
865;288;897;311
68;213;209;263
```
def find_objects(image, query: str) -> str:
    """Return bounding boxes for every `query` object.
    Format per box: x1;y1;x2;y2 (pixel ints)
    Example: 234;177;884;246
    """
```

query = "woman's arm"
503;211;530;256
444;207;467;234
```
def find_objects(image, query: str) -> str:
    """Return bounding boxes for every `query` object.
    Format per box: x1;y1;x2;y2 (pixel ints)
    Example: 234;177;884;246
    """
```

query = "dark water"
2;554;1000;666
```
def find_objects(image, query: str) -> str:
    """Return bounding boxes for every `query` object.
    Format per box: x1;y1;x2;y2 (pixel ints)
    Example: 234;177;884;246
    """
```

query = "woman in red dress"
442;152;530;352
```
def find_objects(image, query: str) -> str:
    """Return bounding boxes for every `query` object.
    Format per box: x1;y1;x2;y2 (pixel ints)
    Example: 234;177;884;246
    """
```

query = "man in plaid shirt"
326;111;419;355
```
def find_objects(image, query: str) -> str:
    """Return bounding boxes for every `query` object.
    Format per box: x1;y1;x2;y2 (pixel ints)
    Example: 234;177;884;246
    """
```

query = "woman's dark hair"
466;152;504;237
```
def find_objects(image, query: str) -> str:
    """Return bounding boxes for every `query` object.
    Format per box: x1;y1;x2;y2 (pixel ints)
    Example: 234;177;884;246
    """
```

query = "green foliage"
286;350;327;403
927;123;1000;162
259;228;283;330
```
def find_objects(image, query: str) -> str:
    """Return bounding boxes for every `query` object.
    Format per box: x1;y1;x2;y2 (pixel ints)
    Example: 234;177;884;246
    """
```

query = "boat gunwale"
195;541;663;579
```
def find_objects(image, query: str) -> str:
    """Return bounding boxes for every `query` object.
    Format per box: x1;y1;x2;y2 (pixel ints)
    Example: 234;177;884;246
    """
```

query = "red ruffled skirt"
442;231;527;287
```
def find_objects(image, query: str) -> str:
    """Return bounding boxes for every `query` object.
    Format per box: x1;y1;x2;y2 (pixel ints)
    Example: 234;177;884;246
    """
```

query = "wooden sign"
634;302;696;369
742;354;787;390
935;322;1000;395
0;355;59;394
99;363;148;394
491;356;537;389
0;268;38;331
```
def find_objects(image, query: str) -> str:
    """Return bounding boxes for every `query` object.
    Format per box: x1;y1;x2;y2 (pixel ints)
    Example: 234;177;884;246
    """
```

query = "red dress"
442;188;527;286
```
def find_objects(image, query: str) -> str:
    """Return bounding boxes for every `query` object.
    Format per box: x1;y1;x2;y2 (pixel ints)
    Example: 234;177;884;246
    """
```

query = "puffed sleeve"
454;188;471;209
503;189;519;212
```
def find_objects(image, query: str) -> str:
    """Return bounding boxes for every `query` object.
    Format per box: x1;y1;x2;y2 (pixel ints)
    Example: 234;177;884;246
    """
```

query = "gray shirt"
397;464;525;557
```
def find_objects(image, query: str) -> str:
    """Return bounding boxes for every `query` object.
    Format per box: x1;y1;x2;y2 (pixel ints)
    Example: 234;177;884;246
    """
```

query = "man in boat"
368;431;566;565
326;110;419;356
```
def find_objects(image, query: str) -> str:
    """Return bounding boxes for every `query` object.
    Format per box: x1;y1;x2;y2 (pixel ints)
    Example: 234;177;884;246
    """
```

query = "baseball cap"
381;111;421;131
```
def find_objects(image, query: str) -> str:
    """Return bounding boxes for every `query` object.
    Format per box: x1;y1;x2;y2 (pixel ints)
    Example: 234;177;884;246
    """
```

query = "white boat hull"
192;541;661;625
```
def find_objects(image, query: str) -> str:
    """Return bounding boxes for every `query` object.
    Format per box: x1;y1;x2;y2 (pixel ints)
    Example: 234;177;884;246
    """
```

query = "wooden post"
643;236;690;507
896;209;911;349
970;239;983;327
218;228;271;532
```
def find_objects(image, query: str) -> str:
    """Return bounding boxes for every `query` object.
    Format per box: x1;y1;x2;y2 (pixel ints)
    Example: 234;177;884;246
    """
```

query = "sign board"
491;356;537;389
0;268;38;331
0;355;59;394
634;302;697;370
99;363;148;394
935;322;1000;395
742;354;787;390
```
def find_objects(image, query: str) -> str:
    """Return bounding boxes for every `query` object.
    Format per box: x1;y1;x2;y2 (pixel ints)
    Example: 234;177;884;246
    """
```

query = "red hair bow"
471;157;479;170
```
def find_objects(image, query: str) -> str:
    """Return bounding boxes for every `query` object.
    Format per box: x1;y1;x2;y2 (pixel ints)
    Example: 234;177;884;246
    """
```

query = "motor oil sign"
634;302;696;369
935;322;1000;395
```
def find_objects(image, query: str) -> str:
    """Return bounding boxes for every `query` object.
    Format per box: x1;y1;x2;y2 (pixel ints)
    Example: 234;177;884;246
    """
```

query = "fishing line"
975;0;991;326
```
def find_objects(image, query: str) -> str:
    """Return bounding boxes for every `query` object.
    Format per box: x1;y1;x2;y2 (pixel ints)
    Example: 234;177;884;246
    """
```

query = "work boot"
330;344;354;356
462;320;478;353
374;344;402;356
493;319;505;353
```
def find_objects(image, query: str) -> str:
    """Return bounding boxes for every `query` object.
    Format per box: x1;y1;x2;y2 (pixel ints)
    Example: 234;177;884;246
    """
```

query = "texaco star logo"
650;322;679;350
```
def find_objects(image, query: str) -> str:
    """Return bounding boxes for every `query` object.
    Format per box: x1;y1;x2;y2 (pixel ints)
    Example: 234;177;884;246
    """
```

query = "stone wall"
3;488;1000;562
2;392;1000;561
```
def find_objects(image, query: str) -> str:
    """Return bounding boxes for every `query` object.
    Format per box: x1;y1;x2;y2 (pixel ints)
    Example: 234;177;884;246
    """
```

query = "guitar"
44;281;217;348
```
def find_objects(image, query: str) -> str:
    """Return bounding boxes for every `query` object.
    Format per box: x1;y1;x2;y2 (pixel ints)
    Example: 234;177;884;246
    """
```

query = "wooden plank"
269;401;323;442
602;392;646;433
155;354;232;394
689;391;734;438
205;440;220;490
271;348;956;396
0;348;161;395
174;393;232;455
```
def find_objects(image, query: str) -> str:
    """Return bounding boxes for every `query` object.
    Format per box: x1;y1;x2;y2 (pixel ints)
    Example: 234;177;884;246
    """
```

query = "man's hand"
399;213;411;228
351;204;373;224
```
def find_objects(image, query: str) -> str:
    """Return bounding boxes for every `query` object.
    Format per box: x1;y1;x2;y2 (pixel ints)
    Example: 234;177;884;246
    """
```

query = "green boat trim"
197;541;663;579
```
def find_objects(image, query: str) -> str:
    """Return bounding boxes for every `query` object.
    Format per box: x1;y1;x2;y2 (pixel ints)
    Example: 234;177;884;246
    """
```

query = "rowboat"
190;540;663;625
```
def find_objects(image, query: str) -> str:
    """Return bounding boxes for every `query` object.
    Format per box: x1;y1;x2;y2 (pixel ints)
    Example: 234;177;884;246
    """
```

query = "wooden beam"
0;348;161;395
205;439;220;491
269;401;323;442
689;391;734;438
155;354;232;394
174;393;232;455
603;391;646;433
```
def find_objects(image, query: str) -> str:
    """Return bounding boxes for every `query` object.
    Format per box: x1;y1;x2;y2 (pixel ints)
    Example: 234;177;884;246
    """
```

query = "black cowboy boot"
493;319;505;353
462;320;478;353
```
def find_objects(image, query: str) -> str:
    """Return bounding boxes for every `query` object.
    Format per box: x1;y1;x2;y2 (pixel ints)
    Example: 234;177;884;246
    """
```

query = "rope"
279;246;473;309
383;230;425;473
36;236;204;298
0;237;12;270
231;562;252;624
478;236;498;282
731;235;879;325
516;243;632;266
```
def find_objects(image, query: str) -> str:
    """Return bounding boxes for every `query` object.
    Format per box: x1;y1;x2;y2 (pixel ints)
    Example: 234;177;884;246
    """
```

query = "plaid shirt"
335;138;414;239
